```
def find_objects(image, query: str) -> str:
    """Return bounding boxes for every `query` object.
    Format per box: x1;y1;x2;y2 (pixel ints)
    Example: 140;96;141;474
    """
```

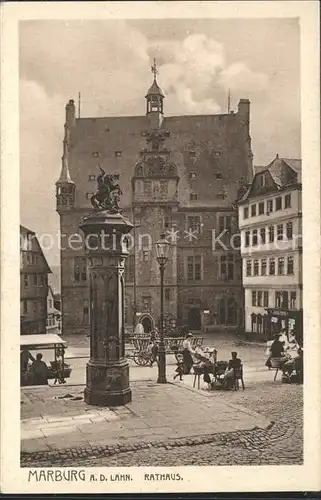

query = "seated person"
20;349;35;372
285;332;299;357
294;346;303;384
202;350;217;386
30;353;48;385
266;334;286;368
223;351;242;389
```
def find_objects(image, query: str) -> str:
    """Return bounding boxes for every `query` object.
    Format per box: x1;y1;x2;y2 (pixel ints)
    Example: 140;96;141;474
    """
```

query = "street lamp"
155;233;170;384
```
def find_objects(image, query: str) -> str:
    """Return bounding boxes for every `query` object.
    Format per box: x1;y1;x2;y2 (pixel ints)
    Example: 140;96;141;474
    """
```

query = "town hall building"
56;62;254;335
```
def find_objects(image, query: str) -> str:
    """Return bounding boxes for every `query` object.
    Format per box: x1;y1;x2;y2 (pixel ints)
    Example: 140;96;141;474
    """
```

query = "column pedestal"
84;359;131;407
79;210;133;407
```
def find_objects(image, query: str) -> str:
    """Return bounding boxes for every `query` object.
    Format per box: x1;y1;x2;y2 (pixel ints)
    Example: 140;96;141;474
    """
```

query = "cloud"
150;33;225;112
19;20;300;266
219;62;269;93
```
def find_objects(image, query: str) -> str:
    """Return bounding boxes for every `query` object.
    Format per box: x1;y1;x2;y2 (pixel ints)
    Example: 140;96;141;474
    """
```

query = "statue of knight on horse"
91;165;122;213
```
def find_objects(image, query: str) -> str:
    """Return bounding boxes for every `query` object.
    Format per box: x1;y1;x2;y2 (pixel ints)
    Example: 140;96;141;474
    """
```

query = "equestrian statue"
91;165;122;213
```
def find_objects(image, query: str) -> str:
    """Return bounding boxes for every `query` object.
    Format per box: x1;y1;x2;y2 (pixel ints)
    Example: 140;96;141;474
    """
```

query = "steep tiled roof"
282;158;302;183
282;158;301;173
238;155;301;203
20;225;52;274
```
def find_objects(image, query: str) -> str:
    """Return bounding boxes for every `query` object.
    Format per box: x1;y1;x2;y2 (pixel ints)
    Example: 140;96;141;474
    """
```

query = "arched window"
136;164;143;176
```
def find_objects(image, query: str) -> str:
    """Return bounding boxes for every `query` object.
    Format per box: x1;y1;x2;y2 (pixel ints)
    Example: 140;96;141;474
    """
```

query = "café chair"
233;365;245;390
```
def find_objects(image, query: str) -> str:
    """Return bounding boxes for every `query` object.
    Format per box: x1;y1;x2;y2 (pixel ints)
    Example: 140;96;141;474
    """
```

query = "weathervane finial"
151;58;158;80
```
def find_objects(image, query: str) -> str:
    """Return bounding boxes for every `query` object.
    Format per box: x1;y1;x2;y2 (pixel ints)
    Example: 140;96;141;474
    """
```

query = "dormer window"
115;151;122;158
189;151;196;158
189;172;197;179
190;192;198;201
257;173;266;187
88;175;96;181
92;152;99;158
216;172;223;179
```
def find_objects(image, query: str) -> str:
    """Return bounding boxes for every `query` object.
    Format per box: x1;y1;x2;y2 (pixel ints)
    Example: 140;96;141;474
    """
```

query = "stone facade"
238;156;302;339
20;225;51;335
46;286;61;334
56;69;253;335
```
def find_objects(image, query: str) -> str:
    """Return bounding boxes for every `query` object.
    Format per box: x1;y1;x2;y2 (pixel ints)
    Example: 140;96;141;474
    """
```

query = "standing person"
173;354;184;381
148;330;158;367
182;332;195;374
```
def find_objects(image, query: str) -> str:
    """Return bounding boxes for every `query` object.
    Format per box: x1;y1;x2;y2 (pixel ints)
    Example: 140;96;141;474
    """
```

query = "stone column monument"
79;167;133;406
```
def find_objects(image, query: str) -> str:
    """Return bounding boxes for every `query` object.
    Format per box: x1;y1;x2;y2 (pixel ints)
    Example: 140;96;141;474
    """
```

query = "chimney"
238;99;250;124
65;99;76;127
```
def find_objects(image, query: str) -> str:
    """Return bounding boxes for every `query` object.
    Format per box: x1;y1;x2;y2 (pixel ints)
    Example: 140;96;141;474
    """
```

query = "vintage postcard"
1;0;320;494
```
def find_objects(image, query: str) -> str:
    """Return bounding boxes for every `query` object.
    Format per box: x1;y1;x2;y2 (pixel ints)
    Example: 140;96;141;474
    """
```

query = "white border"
1;1;320;494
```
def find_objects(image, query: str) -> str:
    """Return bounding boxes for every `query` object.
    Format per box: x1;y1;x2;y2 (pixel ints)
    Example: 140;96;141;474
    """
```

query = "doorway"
140;315;154;333
188;308;201;330
218;297;237;326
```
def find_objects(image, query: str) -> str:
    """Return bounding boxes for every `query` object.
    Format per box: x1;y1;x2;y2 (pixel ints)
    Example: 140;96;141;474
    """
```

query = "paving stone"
72;413;100;420
20;379;302;466
21;443;50;454
104;413;120;422
41;425;80;437
21;429;44;440
88;416;108;423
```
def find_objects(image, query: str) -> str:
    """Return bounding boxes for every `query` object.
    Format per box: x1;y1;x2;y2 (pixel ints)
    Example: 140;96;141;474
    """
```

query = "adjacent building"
56;64;254;335
238;155;302;340
46;286;61;334
20;225;51;335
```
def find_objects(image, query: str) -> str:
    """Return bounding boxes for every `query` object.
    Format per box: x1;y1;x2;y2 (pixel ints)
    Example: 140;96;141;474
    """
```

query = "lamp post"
155;233;170;384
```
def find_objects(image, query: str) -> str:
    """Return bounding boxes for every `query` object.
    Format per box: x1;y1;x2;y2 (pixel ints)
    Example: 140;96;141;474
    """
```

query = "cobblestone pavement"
21;382;302;467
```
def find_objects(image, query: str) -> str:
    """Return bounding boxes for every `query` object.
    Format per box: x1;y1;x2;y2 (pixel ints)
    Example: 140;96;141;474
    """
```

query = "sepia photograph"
1;0;320;495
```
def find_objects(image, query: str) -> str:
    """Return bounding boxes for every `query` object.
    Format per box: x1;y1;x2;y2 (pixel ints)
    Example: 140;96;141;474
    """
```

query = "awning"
20;334;67;349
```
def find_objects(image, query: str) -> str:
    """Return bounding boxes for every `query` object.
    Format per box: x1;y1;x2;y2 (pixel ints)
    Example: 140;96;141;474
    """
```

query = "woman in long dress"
182;333;194;374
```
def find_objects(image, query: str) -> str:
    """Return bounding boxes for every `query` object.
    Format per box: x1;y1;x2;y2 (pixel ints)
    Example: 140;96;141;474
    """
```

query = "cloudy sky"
20;18;300;266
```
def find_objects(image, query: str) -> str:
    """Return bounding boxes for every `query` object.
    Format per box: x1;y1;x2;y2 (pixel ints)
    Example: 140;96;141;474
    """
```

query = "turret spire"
56;115;75;213
56;155;74;185
151;58;158;81
145;58;164;127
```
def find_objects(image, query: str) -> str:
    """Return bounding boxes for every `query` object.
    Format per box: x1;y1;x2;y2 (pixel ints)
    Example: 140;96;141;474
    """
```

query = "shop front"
250;308;303;344
266;308;303;344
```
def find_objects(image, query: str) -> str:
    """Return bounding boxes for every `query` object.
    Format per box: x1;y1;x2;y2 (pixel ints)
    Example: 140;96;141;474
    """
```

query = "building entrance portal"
188;308;201;331
140;315;154;333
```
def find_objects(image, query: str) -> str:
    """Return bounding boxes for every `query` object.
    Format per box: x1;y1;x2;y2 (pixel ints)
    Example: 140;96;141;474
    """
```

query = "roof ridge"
20;224;35;234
